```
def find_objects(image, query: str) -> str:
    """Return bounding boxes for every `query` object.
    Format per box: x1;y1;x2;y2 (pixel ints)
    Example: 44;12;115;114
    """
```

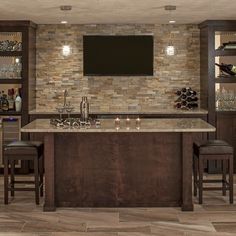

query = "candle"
115;117;120;126
126;117;131;126
136;117;141;125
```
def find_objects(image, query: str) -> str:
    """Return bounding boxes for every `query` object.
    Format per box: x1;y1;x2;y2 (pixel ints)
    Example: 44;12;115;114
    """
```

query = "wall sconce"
164;5;176;57
165;45;175;56
62;45;71;57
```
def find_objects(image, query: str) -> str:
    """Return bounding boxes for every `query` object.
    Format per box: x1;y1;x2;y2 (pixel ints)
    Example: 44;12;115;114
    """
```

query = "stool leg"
229;156;234;204
10;160;15;197
4;157;9;205
34;158;40;205
39;156;44;197
193;154;198;196
222;159;227;196
199;157;204;204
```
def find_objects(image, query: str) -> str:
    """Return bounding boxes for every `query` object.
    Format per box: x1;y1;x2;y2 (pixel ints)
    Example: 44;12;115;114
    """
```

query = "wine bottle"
175;90;182;96
2;92;9;111
181;94;187;99
186;97;198;102
187;103;198;109
175;103;181;109
181;88;187;93
215;63;236;76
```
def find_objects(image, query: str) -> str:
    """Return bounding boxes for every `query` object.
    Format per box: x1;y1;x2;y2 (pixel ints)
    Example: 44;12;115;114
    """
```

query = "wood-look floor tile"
213;222;236;233
151;221;216;234
119;208;179;222
21;221;87;232
51;233;118;236
87;222;151;233
0;176;236;235
0;222;24;232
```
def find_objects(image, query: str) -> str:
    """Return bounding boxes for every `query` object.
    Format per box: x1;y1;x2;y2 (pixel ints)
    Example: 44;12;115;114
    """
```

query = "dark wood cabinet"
0;21;37;172
217;112;236;171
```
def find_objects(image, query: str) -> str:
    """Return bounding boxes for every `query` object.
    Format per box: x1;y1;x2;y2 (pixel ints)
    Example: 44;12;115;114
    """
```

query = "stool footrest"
12;180;35;184
202;179;224;183
8;187;36;191
203;187;230;191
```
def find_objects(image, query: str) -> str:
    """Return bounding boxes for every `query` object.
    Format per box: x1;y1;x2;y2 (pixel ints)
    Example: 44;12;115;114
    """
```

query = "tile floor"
0;176;236;236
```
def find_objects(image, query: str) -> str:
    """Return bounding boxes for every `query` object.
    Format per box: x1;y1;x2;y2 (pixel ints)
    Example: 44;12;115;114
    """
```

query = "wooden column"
182;132;194;211
43;133;55;211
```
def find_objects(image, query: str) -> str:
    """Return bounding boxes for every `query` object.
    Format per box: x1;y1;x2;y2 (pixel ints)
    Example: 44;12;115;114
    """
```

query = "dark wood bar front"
21;118;215;211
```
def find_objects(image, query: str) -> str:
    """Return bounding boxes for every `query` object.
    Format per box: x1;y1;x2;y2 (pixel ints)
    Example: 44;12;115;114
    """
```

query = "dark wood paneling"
217;113;236;172
54;132;182;207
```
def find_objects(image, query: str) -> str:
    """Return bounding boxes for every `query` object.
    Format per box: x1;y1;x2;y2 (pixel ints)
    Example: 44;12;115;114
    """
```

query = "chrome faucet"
63;89;68;107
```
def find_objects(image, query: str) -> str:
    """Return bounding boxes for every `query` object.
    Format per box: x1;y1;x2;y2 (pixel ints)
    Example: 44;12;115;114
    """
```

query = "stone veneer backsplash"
36;24;200;112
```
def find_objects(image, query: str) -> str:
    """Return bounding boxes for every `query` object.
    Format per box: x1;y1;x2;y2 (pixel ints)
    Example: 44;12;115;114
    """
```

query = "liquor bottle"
15;89;22;112
215;63;236;76
8;88;15;110
0;91;2;111
2;91;9;111
80;96;89;122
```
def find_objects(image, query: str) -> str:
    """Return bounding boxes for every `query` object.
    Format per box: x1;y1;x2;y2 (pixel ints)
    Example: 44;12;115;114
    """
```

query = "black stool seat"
5;141;43;156
193;139;234;204
194;140;234;155
4;140;44;205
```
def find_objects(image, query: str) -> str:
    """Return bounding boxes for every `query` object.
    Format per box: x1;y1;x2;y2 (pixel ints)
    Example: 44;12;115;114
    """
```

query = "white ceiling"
0;0;235;24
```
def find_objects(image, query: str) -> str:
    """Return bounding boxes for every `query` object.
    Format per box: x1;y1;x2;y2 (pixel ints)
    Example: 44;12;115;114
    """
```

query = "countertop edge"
29;109;208;115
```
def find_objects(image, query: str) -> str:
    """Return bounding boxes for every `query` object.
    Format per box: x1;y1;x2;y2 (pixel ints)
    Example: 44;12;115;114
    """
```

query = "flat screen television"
83;35;153;76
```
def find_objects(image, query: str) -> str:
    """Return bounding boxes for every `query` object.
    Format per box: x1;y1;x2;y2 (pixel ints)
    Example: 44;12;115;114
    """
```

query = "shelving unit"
215;76;236;83
199;20;236;172
0;21;37;172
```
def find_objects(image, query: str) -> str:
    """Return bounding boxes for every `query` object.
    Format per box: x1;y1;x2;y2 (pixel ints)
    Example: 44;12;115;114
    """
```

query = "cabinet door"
217;114;236;172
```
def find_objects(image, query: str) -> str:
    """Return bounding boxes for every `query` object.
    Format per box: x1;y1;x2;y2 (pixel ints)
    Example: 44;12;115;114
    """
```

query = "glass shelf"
215;31;236;50
0;56;22;79
215;83;236;111
0;32;22;52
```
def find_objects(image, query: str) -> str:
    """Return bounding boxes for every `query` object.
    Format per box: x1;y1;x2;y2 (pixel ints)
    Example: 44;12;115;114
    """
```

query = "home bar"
1;1;236;235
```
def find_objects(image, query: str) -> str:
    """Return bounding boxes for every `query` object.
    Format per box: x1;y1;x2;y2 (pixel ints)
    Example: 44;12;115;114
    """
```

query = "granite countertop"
21;118;215;133
29;108;208;115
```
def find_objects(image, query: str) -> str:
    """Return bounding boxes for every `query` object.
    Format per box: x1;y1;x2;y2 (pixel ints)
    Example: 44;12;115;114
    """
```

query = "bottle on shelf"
14;88;22;112
7;88;15;110
215;63;236;76
80;96;89;122
1;91;9;112
0;91;2;111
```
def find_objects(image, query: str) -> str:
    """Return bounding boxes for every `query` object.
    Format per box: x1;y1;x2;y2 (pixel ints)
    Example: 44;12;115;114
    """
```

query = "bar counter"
21;118;215;212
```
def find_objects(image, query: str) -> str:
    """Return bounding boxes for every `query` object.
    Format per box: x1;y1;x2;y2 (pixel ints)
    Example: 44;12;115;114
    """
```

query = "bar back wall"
36;24;200;112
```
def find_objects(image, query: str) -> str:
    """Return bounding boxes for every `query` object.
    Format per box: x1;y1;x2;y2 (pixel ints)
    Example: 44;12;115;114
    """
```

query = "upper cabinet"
199;21;236;126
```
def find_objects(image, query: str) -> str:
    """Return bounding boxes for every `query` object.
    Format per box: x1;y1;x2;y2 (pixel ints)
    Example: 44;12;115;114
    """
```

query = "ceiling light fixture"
164;5;177;56
60;5;72;24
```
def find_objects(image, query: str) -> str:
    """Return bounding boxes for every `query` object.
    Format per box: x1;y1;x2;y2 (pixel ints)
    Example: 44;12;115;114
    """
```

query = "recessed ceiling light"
169;20;176;24
61;20;68;24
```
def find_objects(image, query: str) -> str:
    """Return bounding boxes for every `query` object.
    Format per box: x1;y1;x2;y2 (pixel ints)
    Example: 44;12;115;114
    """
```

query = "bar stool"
4;141;44;205
193;140;234;204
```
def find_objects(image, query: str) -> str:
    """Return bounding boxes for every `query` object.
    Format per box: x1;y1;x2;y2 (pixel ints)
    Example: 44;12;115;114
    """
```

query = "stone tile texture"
36;24;200;112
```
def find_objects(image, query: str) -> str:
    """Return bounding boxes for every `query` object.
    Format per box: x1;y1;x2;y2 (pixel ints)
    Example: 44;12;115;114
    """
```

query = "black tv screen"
83;35;153;76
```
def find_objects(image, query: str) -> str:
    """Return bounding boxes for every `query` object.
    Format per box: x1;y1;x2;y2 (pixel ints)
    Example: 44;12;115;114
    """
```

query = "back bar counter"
21;118;215;211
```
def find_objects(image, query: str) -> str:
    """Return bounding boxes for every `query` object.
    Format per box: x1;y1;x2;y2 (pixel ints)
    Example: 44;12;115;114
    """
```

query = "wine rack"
174;87;198;110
